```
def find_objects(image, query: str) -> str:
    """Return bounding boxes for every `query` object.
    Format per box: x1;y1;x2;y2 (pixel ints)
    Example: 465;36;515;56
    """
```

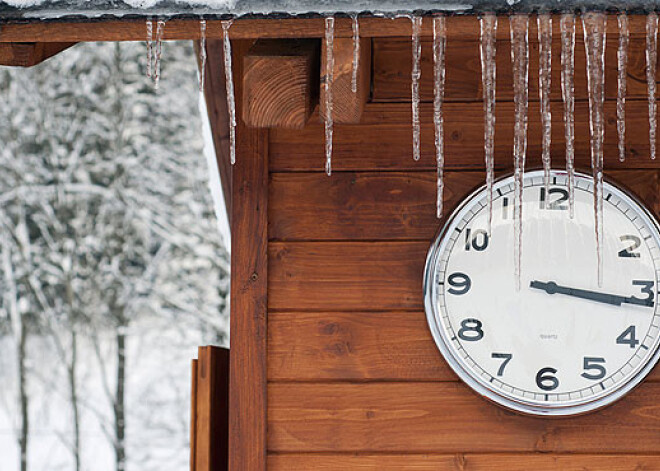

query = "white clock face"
424;170;660;416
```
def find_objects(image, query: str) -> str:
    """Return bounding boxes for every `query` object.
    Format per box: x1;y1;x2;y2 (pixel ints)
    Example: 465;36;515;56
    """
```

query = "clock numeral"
616;325;640;349
581;357;607;380
447;272;471;295
539;187;569;210
492;353;512;376
465;228;489;252
457;318;484;342
535;367;559;391
618;235;642;258
632;280;654;306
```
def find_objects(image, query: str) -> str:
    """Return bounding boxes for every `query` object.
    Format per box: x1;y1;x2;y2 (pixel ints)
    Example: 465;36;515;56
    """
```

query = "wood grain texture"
268;241;428;311
0;41;75;66
268;382;660;453
201;39;234;220
243;39;319;129
0;15;652;43
268;171;658;241
190;359;198;471
229;38;269;470
194;347;230;471
320;37;371;124
268;310;660;382
373;36;656;103
269;102;660;172
268;453;660;470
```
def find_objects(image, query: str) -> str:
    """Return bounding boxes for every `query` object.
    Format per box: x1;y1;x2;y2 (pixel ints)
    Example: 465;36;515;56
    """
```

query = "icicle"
324;16;335;176
411;16;423;161
583;12;607;287
199;19;207;93
617;14;629;162
146;19;153;79
433;15;447;219
538;14;552;204
153;19;165;89
351;14;360;94
560;14;576;218
647;12;658;160
510;14;529;291
222;20;237;165
480;13;497;232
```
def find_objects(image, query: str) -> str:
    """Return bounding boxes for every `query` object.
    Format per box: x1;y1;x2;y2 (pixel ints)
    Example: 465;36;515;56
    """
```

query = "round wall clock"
423;170;660;416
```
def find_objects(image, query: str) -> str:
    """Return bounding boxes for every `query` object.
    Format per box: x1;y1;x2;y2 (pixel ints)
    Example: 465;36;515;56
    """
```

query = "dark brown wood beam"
0;15;651;44
320;36;370;125
0;42;75;66
243;39;319;129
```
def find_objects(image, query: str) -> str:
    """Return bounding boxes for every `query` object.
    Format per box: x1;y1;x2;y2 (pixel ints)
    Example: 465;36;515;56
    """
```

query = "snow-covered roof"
0;0;656;22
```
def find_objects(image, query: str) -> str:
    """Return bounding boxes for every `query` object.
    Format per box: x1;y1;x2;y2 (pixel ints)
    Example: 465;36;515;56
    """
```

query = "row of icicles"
150;13;658;288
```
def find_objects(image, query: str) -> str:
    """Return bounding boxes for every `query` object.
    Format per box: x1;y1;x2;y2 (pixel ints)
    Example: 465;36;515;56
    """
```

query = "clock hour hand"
529;280;633;307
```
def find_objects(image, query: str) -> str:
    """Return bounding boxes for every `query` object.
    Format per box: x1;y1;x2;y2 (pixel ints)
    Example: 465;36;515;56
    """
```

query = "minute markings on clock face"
425;170;660;415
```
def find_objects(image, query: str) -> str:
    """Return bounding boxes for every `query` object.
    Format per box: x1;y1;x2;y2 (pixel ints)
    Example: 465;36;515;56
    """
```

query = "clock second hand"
529;280;654;307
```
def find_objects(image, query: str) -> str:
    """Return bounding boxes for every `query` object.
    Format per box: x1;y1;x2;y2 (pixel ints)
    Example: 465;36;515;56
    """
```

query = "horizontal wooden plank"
268;382;660;453
268;171;483;240
268;242;428;311
267;310;660;382
268;453;660;470
269;102;660;172
373;36;654;103
0;15;652;43
267;311;454;381
268;171;658;241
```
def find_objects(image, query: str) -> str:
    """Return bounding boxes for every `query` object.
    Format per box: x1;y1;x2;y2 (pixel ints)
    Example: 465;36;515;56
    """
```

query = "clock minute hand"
529;280;628;306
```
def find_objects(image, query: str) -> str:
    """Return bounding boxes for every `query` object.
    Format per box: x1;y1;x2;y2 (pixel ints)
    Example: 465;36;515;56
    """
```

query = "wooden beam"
229;39;268;471
190;359;198;471
0;42;75;66
320;36;371;124
193;346;230;471
200;39;234;221
243;39;319;129
0;15;651;43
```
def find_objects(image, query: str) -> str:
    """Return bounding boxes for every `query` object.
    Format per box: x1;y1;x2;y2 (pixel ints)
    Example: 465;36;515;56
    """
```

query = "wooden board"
373;36;656;103
268;382;660;453
268;171;659;241
268;241;428;311
269;102;660;172
0;41;75;66
268;310;660;382
268;454;660;470
0;15;653;43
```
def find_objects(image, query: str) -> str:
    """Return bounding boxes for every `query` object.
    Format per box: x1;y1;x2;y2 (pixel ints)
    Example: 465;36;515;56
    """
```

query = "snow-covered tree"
0;40;228;471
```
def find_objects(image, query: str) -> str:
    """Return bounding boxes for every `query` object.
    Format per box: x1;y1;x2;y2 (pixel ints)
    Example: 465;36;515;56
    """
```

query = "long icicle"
146;19;153;79
583;12;607;287
411;16;423;161
324;16;335;175
510;14;529;291
222;20;237;165
560;14;576;218
617;14;629;162
647;12;658;160
433;15;447;219
154;19;165;89
199;19;207;93
480;13;497;232
351;14;360;94
538;13;552;203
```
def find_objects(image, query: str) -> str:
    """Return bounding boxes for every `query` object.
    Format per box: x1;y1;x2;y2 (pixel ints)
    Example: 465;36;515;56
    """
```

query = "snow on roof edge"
0;0;657;22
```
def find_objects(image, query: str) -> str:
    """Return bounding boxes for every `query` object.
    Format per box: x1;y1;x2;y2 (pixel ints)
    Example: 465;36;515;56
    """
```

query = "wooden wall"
234;30;660;470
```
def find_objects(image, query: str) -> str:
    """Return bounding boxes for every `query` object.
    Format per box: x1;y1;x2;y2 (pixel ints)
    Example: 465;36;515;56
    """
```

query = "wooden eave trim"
0;14;652;43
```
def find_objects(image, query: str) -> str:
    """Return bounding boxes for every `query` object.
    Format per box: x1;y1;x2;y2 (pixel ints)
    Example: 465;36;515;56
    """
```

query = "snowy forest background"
0;41;230;471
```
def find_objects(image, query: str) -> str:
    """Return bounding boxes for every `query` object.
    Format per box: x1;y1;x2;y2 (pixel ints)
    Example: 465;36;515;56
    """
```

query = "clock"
423;170;660;416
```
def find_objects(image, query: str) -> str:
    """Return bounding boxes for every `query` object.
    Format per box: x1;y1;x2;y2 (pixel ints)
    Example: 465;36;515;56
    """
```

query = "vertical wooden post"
190;359;198;471
192;347;230;471
229;40;269;471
